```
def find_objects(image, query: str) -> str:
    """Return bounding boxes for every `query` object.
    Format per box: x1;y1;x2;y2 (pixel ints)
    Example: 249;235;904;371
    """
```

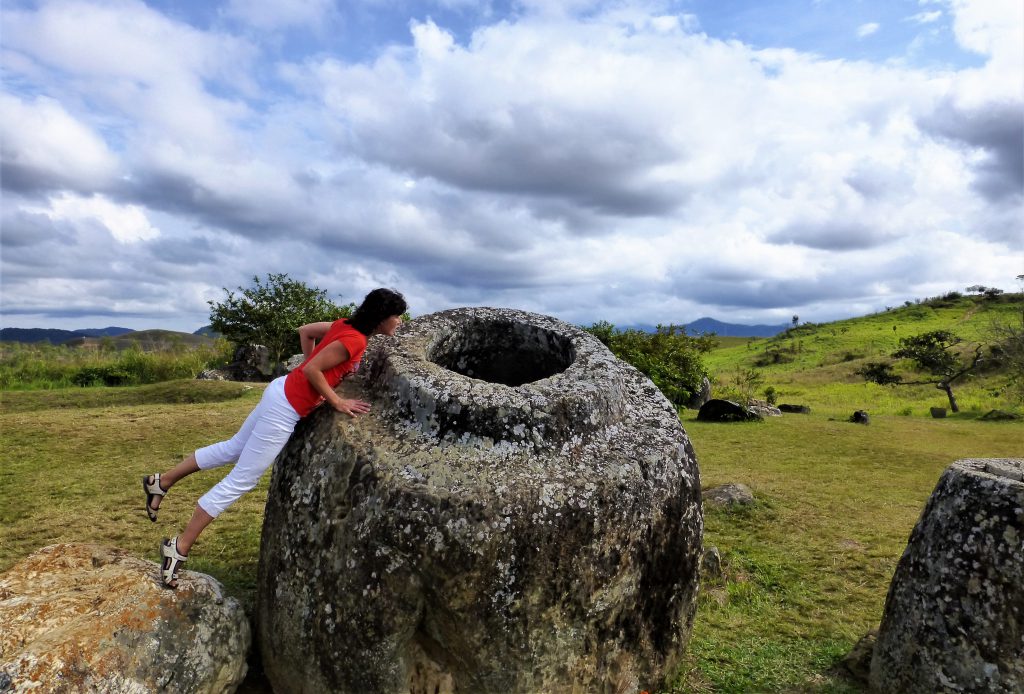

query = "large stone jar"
256;307;703;693
871;458;1024;693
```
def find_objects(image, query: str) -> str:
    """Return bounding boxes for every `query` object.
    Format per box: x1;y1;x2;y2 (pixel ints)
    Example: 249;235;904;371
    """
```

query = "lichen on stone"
257;307;703;694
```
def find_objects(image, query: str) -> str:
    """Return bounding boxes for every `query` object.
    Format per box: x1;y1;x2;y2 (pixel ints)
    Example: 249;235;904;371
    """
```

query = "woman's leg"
179;378;299;552
148;386;273;511
146;453;198;512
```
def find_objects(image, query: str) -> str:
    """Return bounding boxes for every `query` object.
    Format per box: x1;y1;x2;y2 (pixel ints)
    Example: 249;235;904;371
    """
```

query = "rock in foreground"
0;543;250;694
870;458;1024;693
257;307;703;694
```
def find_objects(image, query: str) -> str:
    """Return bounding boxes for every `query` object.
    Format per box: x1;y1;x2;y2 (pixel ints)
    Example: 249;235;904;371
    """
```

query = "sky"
1;0;1022;332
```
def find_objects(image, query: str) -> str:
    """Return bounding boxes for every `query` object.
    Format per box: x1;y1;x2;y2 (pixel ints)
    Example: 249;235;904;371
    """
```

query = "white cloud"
0;0;1020;331
907;10;942;24
221;0;335;31
33;193;160;243
857;22;880;37
0;93;119;193
1;0;257;152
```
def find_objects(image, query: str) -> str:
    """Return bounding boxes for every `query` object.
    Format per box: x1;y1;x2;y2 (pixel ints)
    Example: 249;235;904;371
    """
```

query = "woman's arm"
301;341;371;417
298;322;333;358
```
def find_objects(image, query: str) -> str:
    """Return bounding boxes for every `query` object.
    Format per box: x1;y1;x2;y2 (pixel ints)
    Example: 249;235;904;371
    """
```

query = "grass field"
703;293;1023;418
2;379;1020;692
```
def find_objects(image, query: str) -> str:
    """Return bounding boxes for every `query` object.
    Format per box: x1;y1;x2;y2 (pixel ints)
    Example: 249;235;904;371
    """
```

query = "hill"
621;318;789;336
0;326;133;344
685;317;789;337
63;329;216;351
701;292;1023;416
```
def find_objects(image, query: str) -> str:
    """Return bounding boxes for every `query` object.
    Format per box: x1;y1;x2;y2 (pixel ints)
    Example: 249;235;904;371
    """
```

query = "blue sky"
1;0;1021;331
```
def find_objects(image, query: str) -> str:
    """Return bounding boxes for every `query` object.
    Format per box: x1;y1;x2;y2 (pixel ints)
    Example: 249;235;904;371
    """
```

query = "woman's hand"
331;398;371;417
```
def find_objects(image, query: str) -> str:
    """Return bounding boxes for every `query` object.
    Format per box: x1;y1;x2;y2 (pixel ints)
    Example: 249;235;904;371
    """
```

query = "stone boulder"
256;307;703;694
929;407;947;418
696;399;762;422
686;376;712;410
702;483;755;508
284;352;305;372
0;543;250;694
980;409;1021;421
746;399;782;418
870;458;1024;693
197;345;274;382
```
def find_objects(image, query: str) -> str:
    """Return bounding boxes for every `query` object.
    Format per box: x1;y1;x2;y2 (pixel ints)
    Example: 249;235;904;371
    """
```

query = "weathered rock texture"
870;458;1024;693
257;307;703;694
696;399;762;422
702;483;755;508
0;543;250;694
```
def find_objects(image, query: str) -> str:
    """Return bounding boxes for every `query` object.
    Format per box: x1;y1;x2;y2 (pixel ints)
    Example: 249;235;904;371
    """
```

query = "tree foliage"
208;274;352;370
857;329;983;412
584;322;713;407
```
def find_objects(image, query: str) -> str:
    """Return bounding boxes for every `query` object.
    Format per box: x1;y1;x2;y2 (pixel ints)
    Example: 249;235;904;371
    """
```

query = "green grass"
704;294;1023;417
0;380;268;610
0;339;232;390
1;367;1021;691
669;413;1023;692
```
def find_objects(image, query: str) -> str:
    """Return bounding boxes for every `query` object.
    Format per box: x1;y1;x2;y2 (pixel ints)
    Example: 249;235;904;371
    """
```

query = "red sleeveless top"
283;319;368;417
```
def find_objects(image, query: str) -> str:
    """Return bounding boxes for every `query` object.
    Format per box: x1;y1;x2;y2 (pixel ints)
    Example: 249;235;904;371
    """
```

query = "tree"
208;274;352;372
988;301;1024;404
583;322;714;408
857;330;983;412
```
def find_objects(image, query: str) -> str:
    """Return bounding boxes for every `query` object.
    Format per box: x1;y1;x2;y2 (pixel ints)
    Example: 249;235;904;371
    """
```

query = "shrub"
583;322;713;407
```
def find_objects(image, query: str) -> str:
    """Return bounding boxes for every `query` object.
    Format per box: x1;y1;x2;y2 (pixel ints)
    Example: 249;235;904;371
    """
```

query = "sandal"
160;536;187;589
142;474;166;522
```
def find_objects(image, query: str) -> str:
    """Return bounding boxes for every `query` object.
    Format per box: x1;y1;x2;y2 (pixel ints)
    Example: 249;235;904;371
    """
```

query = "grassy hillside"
702;293;1022;417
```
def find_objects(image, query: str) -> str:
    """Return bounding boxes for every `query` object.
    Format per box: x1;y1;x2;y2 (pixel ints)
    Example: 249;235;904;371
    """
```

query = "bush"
583;322;713;407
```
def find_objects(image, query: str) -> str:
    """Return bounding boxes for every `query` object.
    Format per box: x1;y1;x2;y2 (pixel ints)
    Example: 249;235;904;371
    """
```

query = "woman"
142;287;407;588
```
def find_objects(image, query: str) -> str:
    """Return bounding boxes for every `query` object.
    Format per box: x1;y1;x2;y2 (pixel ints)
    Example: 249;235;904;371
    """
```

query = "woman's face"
376;315;403;336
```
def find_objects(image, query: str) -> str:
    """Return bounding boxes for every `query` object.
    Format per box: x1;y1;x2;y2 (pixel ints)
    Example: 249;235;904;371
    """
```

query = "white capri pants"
195;376;301;517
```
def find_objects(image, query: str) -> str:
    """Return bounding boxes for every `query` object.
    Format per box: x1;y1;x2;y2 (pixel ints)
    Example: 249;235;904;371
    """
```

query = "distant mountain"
0;327;131;344
193;325;221;338
619;318;790;337
684;317;790;338
72;327;134;337
0;326;210;348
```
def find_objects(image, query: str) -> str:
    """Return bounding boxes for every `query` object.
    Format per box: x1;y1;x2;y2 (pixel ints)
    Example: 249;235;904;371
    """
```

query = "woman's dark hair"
349;288;407;335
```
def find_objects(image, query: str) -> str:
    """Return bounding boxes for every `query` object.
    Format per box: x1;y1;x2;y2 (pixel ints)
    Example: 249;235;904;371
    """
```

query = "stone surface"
778;403;811;414
256;307;703;694
696;399;762;423
686;376;712;410
284;352;305;372
839;630;876;685
0;543;250;694
849;410;870;425
870;458;1024;693
702;483;755;508
746;399;782;418
699;545;724;581
980;409;1021;421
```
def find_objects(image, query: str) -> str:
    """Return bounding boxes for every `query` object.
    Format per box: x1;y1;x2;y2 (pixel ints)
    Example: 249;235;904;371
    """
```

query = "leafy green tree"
857;330;983;412
208;274;353;371
583;322;713;407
